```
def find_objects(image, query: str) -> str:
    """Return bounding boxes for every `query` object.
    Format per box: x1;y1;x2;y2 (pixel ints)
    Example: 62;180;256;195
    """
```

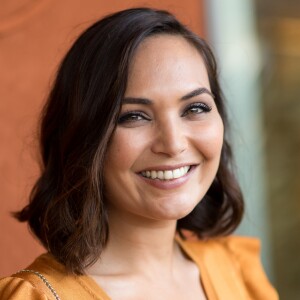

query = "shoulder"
181;235;263;264
213;235;261;263
178;234;261;262
179;235;263;274
178;235;279;299
0;276;48;299
218;235;260;252
0;253;108;300
205;236;264;278
0;253;65;300
201;235;265;276
218;236;279;299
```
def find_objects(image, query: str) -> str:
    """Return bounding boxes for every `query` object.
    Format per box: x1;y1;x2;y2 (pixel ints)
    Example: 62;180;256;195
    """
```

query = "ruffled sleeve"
0;277;48;300
220;236;279;300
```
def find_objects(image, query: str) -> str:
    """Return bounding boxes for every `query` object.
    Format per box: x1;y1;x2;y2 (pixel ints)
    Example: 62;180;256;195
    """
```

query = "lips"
140;166;191;180
137;164;197;190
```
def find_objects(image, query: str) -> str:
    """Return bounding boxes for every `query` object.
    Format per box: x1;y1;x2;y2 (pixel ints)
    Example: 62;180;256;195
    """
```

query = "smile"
140;166;191;181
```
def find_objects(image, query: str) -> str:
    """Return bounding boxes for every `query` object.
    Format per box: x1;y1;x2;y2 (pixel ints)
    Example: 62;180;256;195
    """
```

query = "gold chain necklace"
15;269;61;300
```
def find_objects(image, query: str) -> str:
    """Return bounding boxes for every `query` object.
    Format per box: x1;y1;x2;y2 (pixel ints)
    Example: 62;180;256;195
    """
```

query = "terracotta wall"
0;0;204;276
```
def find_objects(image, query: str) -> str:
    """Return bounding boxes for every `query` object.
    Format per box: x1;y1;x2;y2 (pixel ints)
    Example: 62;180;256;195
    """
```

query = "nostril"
151;130;187;156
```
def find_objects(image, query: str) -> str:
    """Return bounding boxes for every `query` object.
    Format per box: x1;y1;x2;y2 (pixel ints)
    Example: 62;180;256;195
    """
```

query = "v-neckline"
175;235;218;300
78;236;218;300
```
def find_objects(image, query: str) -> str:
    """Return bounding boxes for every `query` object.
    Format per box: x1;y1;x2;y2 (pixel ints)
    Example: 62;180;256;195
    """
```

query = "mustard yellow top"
0;236;279;299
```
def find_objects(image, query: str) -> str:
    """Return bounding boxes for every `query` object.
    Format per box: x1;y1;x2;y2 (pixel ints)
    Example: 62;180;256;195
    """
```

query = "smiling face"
103;35;224;222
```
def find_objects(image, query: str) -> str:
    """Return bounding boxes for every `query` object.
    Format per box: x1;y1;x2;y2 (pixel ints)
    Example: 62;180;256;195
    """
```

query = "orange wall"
0;0;204;276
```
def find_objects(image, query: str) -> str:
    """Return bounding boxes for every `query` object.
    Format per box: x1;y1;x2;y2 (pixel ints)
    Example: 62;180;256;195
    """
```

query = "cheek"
194;117;224;160
105;128;150;171
103;128;152;209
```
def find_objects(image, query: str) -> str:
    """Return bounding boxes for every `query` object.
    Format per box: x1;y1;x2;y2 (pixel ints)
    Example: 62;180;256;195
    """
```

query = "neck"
86;209;181;278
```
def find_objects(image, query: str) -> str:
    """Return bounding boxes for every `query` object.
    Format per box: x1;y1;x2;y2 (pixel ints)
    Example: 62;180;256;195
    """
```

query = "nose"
151;118;187;157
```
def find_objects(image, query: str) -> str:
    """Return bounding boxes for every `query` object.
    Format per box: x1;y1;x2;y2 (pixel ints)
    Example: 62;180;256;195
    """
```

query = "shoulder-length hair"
15;7;244;274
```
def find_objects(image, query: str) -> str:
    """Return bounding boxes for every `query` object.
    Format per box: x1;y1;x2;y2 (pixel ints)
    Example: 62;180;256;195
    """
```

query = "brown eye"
118;111;151;124
189;107;204;114
182;102;212;117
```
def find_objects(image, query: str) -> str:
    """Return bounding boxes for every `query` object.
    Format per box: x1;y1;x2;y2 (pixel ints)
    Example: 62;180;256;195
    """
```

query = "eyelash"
182;102;212;116
118;111;151;124
117;102;212;124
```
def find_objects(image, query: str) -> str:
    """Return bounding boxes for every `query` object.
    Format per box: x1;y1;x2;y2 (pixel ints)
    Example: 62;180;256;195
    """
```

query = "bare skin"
86;215;207;300
86;34;223;299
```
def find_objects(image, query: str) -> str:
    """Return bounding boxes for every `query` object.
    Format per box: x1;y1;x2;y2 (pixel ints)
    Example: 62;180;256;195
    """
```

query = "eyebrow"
123;87;214;105
122;97;152;105
181;87;214;100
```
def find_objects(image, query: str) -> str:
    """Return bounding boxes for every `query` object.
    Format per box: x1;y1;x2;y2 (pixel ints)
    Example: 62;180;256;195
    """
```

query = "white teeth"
157;171;164;179
141;166;191;180
173;168;181;178
164;170;173;180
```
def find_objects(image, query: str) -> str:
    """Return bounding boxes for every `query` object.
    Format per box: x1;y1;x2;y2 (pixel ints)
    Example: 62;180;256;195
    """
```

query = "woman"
0;8;278;300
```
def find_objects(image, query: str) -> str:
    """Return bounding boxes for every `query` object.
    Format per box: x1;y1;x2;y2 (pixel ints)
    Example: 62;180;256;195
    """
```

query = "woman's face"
104;35;224;222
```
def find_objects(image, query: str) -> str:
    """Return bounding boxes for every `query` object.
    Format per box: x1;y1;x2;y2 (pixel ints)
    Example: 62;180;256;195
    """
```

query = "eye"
182;102;212;117
118;111;151;125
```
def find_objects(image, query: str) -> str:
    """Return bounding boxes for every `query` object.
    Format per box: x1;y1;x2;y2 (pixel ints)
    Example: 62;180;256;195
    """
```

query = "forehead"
126;34;210;97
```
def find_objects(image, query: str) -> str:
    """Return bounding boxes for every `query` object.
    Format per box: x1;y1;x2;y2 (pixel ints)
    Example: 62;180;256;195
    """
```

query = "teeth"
157;171;164;179
173;168;181;179
151;170;157;179
164;170;173;180
141;166;191;180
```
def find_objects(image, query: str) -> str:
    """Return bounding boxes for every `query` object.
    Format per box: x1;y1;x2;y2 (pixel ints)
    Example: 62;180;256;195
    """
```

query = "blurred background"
0;0;299;299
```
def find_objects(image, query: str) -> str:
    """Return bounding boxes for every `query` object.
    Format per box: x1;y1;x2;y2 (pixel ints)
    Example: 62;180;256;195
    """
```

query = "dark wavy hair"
15;7;244;274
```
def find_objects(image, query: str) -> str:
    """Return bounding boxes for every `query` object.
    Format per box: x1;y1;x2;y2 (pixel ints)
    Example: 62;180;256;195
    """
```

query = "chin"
151;196;200;221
